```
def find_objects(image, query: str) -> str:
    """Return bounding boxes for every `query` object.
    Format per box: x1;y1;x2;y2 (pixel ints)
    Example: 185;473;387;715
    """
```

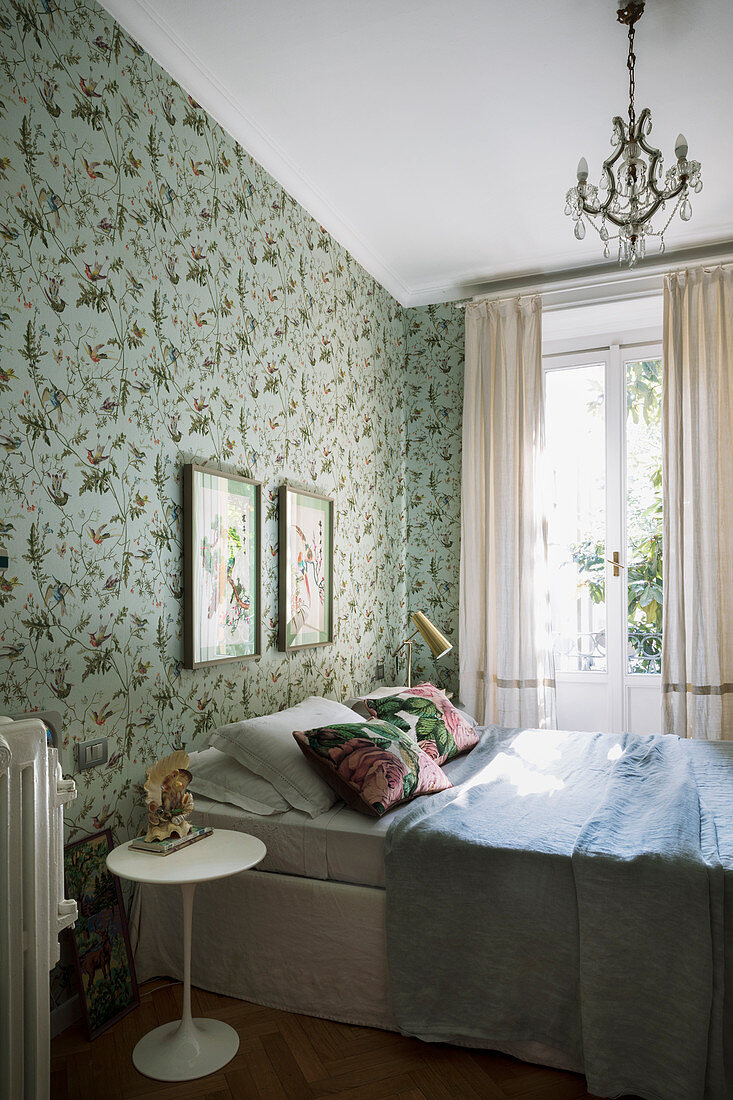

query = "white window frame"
542;320;663;735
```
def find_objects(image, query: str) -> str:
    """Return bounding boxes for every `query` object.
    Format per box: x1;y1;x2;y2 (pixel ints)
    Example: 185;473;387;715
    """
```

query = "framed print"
184;463;262;669
64;830;139;1040
279;484;334;652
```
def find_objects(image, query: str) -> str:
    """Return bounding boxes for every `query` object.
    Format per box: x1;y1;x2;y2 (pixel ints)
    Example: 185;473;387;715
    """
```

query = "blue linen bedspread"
384;726;733;1100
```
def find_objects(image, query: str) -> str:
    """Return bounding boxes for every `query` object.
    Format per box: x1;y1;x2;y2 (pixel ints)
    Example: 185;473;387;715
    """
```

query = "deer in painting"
79;912;113;990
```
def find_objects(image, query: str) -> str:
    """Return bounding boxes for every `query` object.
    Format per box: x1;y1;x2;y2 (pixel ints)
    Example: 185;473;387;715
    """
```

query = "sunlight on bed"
455;731;573;800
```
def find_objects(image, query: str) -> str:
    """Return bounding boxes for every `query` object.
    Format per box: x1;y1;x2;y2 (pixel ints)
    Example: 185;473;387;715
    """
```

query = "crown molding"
99;0;413;306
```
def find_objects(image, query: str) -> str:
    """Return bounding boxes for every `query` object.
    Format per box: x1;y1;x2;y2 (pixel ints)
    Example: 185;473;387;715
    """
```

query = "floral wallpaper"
0;0;410;844
404;304;464;693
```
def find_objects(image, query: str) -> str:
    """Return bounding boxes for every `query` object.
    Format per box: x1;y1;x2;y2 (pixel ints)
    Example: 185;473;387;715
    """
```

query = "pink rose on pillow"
326;736;407;809
410;683;477;752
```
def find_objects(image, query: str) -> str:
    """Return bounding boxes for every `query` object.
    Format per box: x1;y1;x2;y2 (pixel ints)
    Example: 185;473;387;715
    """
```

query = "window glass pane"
545;364;607;672
626;357;663;674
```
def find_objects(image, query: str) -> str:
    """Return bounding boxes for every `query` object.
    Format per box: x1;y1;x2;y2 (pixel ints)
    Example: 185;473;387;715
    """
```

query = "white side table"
107;829;266;1082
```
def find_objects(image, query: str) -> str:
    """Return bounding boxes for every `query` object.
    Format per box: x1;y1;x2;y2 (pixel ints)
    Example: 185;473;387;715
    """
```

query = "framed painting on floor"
183;463;262;669
64;829;139;1040
279;484;334;652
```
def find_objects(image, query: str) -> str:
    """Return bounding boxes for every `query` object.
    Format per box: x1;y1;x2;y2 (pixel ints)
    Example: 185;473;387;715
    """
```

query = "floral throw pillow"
364;683;478;766
292;720;451;817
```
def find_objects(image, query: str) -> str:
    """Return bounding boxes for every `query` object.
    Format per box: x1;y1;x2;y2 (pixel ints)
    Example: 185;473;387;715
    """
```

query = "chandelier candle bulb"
565;0;702;267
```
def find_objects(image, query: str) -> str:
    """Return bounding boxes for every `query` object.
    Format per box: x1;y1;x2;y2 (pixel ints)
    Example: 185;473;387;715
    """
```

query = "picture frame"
64;830;139;1040
183;463;262;669
279;484;334;652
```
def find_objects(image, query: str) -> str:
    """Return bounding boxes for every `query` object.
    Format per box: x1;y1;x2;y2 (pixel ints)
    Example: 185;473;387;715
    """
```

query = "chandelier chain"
627;22;636;130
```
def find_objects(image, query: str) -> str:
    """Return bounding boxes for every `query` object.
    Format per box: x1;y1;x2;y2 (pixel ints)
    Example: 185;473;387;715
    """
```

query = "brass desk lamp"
393;611;452;688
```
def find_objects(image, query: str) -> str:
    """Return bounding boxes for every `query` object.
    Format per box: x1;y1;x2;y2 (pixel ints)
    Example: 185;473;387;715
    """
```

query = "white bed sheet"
190;796;392;887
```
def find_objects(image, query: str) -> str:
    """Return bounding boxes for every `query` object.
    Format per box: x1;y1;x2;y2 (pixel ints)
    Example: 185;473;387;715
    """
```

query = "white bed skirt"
131;869;399;1030
131;868;582;1077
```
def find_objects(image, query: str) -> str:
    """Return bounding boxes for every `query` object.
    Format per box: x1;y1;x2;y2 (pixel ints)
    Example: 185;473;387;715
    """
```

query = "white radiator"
0;717;77;1100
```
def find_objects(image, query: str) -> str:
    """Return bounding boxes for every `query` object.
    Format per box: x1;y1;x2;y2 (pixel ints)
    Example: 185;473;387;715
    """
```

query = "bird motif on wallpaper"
85;342;108;362
0;312;10;329
39;77;60;116
93;35;111;54
98;215;114;234
187;94;202;109
168;416;181;442
130;613;148;629
162;95;176;126
192;398;209;412
192;310;209;327
48;474;69;506
137;714;155;728
43;275;65;312
41;385;67;419
102;574;120;591
190;245;206;261
82;157;105;180
0;222;19;242
163;255;178;284
84;261;106;282
197;697;213;711
0;521;14;536
106;750;123;770
120;95;139;125
133;493;148;509
128;442;145;462
50;667;70;698
88;625;112;648
43;579;71;612
134;548;152;562
126;272;144;295
159;181;175;207
79;76;102;98
38;187;63;228
129;321;146;341
100;397;118;414
89;524;111;545
131;380;150;395
128;208;147;227
127;151;142;171
162;344;179;366
87;445;110;464
0;434;22;454
0;575;20;599
91;703;115;726
0;643;25;659
93;804;113;830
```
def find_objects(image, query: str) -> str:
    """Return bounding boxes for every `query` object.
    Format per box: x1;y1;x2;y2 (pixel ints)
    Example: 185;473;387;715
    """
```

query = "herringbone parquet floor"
50;980;618;1100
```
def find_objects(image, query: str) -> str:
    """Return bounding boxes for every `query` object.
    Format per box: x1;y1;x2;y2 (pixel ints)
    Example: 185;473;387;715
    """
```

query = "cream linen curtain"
662;264;733;739
459;296;556;728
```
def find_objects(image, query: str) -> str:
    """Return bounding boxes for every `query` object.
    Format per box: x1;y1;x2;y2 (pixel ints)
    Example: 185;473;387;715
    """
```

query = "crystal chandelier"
565;0;702;267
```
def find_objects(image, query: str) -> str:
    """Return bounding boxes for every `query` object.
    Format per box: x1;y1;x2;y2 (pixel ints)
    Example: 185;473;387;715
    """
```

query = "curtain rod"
452;241;733;312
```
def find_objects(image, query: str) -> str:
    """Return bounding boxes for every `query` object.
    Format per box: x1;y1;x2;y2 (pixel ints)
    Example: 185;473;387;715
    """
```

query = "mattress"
190;748;470;888
190;796;391;887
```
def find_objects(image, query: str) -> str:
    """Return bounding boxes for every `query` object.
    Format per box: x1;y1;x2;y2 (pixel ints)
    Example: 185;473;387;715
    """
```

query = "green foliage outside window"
570;359;663;673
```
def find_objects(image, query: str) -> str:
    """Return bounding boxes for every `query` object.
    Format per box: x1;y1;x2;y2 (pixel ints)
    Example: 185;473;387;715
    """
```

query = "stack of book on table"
130;824;213;855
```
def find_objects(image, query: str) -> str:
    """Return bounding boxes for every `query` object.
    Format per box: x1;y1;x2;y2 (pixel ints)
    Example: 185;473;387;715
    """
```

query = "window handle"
605;551;624;577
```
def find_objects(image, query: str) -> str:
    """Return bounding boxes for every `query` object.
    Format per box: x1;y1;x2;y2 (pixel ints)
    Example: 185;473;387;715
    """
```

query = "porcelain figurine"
144;749;194;842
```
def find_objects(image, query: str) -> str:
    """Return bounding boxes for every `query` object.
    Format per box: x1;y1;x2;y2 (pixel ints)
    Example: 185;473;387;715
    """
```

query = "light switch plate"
76;737;108;770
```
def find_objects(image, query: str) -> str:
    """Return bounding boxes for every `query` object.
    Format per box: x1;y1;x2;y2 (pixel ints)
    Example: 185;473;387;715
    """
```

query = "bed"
131;721;733;1100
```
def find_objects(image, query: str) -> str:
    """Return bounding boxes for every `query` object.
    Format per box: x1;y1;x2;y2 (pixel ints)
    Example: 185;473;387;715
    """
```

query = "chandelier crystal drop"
565;0;702;267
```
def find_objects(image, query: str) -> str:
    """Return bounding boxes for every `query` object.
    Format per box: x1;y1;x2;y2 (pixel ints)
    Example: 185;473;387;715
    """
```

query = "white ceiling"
103;0;733;306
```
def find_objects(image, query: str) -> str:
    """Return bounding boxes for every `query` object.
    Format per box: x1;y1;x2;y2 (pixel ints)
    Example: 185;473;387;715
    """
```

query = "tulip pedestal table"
107;829;266;1081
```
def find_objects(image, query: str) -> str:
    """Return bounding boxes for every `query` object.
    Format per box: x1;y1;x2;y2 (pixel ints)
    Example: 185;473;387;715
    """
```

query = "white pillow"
188;747;290;815
209;697;361;817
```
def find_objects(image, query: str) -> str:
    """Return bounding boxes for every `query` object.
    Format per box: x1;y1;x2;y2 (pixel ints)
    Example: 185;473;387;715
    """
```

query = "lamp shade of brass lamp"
392;611;452;688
